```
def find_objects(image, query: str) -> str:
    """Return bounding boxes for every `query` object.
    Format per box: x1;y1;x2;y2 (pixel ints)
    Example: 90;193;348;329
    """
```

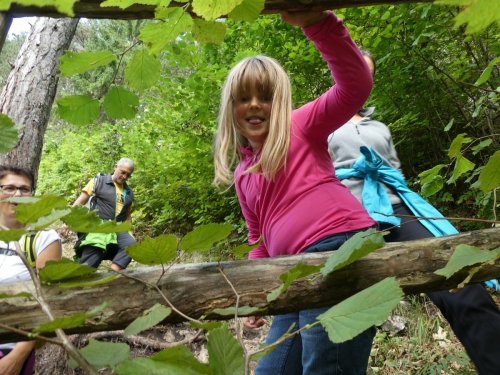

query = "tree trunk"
1;228;500;344
0;17;78;179
7;0;432;20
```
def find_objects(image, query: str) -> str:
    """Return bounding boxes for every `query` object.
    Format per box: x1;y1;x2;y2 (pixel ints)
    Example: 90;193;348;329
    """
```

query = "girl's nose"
249;96;261;108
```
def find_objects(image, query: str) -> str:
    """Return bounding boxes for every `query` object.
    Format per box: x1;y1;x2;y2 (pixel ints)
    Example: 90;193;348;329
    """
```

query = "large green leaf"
448;133;471;159
230;241;259;260
13;195;68;225
103;86;139;120
477;151;500;193
0;114;21;154
116;346;212;375
475;57;500;85
34;302;107;333
418;164;446;185
124;50;162;92
207;323;245;375
192;19;226;44
192;0;244;21
57;95;100;125
421;175;444;198
59;51;116;76
126;234;177;265
267;263;322;302
58;275;120;289
39;258;97;282
228;0;265;22
124;303;172;337
320;228;386;276
447;155;475;184
317;277;403;343
101;0;161;8
189;321;224;330
435;244;500;279
436;0;500;34
471;138;493;155
179;223;232;252
0;228;27;242
62;206;131;233
0;0;76;15
140;8;194;56
68;338;130;369
30;208;71;230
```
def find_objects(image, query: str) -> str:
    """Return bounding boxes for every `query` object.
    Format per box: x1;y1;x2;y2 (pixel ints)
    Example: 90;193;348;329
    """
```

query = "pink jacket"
235;12;376;259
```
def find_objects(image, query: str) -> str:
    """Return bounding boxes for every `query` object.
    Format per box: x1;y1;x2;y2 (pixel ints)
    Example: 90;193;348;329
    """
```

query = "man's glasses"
0;185;33;196
118;169;132;178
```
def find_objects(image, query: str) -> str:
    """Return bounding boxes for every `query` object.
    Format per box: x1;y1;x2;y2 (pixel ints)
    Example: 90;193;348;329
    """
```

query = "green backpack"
21;231;42;268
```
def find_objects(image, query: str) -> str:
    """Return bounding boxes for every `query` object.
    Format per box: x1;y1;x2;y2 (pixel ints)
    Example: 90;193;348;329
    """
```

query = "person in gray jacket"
328;51;500;375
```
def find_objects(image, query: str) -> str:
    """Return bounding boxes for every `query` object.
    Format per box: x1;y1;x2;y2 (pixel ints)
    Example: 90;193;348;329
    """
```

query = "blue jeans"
255;229;376;375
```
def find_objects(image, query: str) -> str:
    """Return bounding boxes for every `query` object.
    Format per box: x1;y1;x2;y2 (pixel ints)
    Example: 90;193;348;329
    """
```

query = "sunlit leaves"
0;228;27;242
101;0;160;8
30;208;71;230
267;263;322;302
447;156;475;184
62;206;131;233
126;234;177;265
0;0;76;16
207;323;245;375
192;19;226;44
320;228;386;276
140;8;194;56
435;244;500;279
421;175;444;198
317;277;403;343
59;51;116;76
103;86;139;120
477;151;500;193
436;0;500;34
0;114;21;154
34;302;107;333
124;50;161;92
39;258;96;282
68;338;130;370
115;345;212;375
192;0;243;21
228;0;265;22
57;95;100;125
179;223;232;252
448;133;471;159
418;164;446;185
475;57;500;85
14;195;67;225
124;304;172;337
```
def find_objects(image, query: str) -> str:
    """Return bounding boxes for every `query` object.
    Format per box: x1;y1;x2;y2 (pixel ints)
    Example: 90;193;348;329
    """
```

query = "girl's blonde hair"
213;55;292;187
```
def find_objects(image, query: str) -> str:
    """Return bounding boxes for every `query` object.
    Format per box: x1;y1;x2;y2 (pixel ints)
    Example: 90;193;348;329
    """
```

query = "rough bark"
0;12;12;53
1;228;500;344
0;17;78;179
7;0;432;20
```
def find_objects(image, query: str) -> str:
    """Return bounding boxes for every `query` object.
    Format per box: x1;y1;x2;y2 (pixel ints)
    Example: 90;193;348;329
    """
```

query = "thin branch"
460;81;500;94
376;212;500;225
0;323;61;346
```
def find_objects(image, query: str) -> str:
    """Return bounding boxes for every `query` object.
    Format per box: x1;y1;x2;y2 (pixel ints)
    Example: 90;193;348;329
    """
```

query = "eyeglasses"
118;169;132;178
0;185;33;196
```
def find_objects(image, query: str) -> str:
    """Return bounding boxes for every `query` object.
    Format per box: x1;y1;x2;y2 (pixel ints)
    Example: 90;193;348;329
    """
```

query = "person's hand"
242;316;265;329
280;10;328;28
0;353;24;375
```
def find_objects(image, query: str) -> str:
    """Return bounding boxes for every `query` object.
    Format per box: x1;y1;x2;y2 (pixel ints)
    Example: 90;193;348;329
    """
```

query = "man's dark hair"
360;49;376;76
0;165;36;191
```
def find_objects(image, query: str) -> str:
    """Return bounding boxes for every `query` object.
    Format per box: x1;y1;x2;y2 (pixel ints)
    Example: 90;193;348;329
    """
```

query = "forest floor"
33;232;498;375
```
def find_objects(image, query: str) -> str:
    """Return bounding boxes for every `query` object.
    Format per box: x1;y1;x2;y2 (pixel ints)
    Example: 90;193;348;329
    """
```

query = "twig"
0;323;61;346
376;212;500;225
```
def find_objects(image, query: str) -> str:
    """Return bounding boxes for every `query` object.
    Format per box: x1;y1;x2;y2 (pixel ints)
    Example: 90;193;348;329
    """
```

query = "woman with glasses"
0;165;62;375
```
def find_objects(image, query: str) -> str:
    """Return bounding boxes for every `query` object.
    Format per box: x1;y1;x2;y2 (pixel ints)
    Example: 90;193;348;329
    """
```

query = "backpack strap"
21;231;41;268
88;172;106;211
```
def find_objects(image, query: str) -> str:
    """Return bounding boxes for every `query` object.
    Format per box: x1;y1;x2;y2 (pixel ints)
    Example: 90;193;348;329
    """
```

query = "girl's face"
0;174;32;221
233;84;272;151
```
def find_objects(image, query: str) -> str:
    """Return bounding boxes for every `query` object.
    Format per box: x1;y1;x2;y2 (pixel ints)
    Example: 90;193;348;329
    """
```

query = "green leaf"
192;0;244;21
447;156;475;184
471;138;492;155
59;51;116;76
435;244;500;279
116;346;212;375
443;118;454;131
230;241;259;260
58;275;120;289
320;228;386;276
140;8;194;56
34;302;107;333
207;323;245;375
208;306;266;317
189;321;224;330
477;151;500;193
267;263;322;302
418;164;446;185
13;195;68;226
103;86;139;120
317;277;403;343
228;0;265;22
421;175;444;198
39;258;97;282
0;0;77;15
124;304;172;337
179;223;232;252
0;114;21;154
192;19;226;44
124;50;162;92
101;0;160;8
448;133;471;159
0;292;32;300
475;57;500;85
30;208;71;230
57;95;100;125
0;228;27;242
68;338;130;369
126;234;177;265
62;206;131;233
436;0;500;34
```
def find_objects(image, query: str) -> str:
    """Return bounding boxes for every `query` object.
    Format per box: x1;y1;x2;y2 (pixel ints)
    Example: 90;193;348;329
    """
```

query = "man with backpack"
72;158;136;271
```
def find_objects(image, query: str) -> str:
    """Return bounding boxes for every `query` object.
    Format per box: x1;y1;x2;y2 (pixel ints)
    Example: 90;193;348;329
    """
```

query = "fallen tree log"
1;227;500;344
7;0;432;20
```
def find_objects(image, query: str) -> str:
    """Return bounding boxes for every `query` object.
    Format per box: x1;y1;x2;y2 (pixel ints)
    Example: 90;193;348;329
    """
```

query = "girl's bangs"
231;58;275;99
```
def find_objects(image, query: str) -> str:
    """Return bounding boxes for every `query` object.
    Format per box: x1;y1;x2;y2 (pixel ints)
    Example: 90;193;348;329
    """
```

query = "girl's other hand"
280;10;328;28
242;316;265;329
